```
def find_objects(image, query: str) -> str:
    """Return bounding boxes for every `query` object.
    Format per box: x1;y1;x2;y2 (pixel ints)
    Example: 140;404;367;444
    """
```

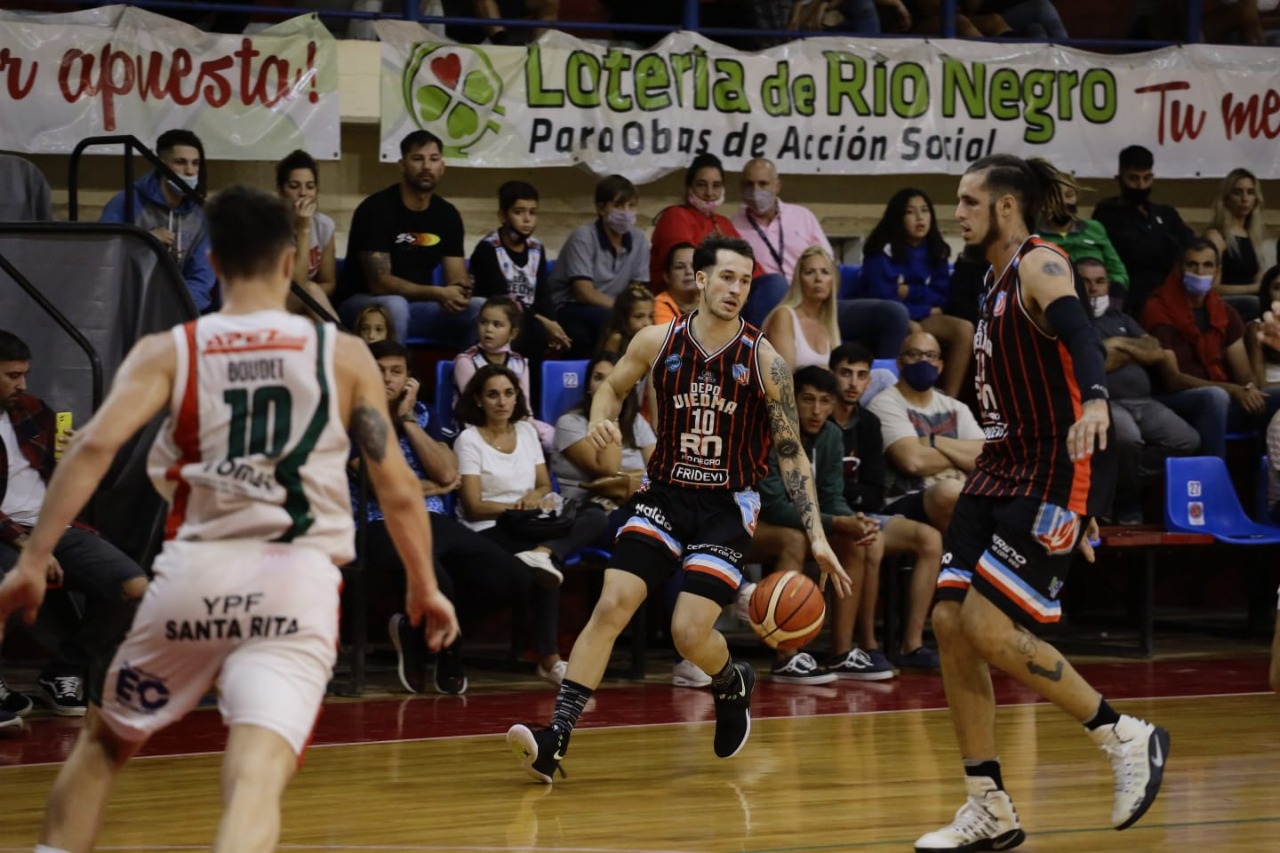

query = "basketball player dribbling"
914;155;1169;852
0;186;458;853
506;234;852;783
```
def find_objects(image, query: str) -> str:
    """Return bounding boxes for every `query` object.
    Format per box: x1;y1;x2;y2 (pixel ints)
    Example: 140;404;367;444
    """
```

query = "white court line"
0;688;1269;770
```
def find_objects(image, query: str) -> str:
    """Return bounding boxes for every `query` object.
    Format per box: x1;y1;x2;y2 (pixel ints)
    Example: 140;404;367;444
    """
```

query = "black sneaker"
0;709;23;734
388;613;427;694
712;661;755;759
434;638;468;695
507;723;568;784
0;674;34;717
37;672;86;717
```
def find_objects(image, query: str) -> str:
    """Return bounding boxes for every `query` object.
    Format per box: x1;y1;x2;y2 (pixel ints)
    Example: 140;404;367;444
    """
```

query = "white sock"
35;845;72;853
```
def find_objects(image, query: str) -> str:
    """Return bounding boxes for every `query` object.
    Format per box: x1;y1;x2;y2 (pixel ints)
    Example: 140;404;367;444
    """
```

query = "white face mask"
168;173;199;194
743;187;777;217
1090;295;1109;318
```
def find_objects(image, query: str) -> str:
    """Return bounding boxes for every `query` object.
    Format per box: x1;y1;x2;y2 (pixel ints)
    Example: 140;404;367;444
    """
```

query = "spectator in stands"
1038;177;1129;299
651;154;786;327
1133;0;1265;44
0;330;148;715
868;331;984;535
361;341;530;695
456;364;610;684
470;180;572;359
761;246;841;370
550;175;650;358
599;285;655;355
653;243;698;324
355;305;393;344
1251;266;1280;386
274;149;338;322
968;0;1068;37
828;343;941;673
789;0;913;34
444;0;559;44
100;129;216;312
337;130;481;347
731;158;831;284
453;298;535;402
1080;258;1200;524
861;189;974;398
1204;168;1268;321
1093;145;1195;315
752;366;880;684
900;0;983;34
1144;239;1280;455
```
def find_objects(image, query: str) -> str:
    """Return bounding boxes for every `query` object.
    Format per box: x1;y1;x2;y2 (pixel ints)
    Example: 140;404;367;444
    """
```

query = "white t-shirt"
455;420;545;531
550;411;656;502
0;411;46;524
306;211;335;282
867;384;983;499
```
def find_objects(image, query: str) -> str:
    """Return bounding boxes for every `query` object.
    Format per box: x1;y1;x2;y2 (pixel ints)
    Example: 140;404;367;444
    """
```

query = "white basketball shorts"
99;539;341;756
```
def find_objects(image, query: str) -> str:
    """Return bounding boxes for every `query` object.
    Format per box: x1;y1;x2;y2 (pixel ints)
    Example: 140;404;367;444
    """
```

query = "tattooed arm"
359;251;449;302
337;333;458;650
758;338;852;597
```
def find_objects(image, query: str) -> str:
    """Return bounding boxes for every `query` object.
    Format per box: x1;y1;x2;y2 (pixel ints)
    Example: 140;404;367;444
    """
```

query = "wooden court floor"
1;658;1278;852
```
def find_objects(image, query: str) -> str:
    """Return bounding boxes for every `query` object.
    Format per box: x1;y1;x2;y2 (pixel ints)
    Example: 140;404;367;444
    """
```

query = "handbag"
496;502;578;541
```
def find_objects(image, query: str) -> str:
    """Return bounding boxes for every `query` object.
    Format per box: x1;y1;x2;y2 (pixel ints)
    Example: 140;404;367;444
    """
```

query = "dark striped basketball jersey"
646;312;771;490
966;237;1104;515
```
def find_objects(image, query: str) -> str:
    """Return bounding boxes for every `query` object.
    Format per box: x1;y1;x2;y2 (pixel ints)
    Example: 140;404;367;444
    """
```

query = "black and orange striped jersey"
965;237;1112;515
646;313;771;490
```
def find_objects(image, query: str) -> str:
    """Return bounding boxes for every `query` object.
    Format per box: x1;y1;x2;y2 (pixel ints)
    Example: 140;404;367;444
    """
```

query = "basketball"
748;571;825;651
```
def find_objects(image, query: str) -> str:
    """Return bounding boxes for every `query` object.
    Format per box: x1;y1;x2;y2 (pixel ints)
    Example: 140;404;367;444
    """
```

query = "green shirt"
758;420;851;537
1038;218;1130;292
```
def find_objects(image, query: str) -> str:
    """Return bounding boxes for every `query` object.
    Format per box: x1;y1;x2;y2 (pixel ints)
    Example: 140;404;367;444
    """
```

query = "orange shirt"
653;291;683;325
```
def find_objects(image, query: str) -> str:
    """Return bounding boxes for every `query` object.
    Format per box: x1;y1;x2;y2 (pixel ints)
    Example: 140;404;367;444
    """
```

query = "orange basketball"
748;570;825;651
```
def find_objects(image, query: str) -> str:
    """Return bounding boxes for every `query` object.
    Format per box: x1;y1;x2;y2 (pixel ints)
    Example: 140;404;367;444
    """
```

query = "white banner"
376;23;1280;181
0;6;340;160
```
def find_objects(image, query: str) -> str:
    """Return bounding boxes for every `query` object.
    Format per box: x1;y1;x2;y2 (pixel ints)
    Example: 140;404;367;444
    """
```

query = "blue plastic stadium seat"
838;264;862;300
435;360;456;435
540;359;589;423
1164;456;1280;544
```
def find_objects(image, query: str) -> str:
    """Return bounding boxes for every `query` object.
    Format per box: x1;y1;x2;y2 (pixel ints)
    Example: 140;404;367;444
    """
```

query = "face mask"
1183;272;1214;296
687;189;723;216
743;188;776;217
168;173;198;194
901;361;939;393
605;209;636;235
1120;185;1151;206
1090;295;1109;318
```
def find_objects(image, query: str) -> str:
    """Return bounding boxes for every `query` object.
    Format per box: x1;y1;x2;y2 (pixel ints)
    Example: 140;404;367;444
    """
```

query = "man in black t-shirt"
338;130;482;347
1092;145;1194;316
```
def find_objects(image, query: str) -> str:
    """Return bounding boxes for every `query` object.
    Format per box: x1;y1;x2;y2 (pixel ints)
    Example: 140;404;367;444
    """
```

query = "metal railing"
19;0;1210;51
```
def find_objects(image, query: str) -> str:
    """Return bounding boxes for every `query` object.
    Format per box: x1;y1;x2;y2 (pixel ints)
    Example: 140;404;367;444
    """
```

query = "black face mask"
1120;185;1152;206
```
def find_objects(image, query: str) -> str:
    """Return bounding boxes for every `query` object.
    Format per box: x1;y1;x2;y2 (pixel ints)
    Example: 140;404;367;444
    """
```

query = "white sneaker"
515;550;564;587
536;660;568;687
672;659;712;688
734;581;756;624
1089;714;1170;829
915;776;1025;852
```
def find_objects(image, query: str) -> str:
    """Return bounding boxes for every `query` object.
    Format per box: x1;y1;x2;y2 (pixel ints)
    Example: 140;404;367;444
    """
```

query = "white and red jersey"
147;311;354;564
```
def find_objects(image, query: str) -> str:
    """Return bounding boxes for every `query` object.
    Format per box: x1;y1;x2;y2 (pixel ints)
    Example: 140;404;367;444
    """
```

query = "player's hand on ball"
811;539;852;598
1067;399;1109;462
408;588;459;652
586;419;622;450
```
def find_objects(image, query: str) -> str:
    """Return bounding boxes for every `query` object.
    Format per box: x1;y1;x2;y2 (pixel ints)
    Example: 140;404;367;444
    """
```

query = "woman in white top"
455;364;605;683
276;149;339;323
761;245;841;371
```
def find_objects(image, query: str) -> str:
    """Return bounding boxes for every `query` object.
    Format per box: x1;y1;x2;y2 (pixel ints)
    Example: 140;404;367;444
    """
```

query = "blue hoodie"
100;171;216;312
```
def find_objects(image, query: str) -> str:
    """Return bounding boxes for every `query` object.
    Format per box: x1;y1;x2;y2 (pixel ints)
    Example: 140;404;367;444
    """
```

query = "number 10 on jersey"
680;408;723;458
224;386;292;459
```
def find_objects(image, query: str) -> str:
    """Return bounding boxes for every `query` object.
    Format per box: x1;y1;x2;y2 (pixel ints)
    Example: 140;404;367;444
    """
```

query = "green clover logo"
402;44;505;157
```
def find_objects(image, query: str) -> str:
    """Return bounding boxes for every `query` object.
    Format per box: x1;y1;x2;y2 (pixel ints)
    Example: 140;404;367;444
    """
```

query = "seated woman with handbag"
455;364;608;685
550;351;655;524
